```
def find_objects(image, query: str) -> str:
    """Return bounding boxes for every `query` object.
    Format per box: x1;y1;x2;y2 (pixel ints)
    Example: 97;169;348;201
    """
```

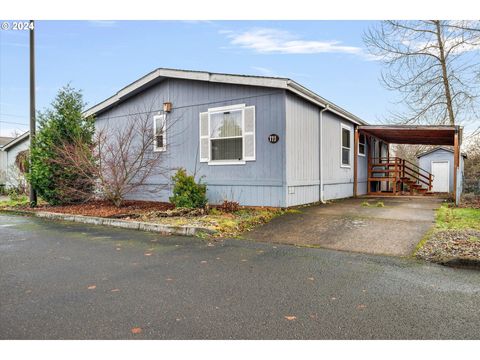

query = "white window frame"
340;124;351;168
207;104;246;165
153;114;166;152
358;133;366;157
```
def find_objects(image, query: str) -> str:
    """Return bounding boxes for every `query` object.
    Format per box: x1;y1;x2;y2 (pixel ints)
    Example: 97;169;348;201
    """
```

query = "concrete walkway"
247;197;445;256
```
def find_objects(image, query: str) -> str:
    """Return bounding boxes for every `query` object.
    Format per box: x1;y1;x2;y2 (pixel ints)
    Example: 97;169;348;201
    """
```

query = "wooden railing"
368;157;434;195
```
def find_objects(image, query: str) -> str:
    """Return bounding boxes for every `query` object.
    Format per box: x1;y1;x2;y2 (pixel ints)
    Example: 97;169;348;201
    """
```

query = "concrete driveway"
247;197;445;256
1;213;480;339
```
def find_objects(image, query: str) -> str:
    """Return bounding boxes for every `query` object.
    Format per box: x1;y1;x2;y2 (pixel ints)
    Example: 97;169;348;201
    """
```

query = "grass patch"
435;204;480;230
139;207;294;238
414;203;480;261
375;201;385;208
0;195;29;208
361;201;370;207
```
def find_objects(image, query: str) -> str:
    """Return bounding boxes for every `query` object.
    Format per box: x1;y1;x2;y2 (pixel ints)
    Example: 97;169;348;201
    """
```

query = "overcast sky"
0;20;478;137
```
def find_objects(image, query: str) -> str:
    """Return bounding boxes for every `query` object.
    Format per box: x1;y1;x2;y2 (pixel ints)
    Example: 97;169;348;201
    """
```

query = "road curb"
0;209;214;236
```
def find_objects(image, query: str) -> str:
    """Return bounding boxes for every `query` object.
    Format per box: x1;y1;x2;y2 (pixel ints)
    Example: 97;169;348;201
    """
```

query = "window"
210;109;243;161
358;133;366;156
199;104;255;165
341;125;351;167
153;114;166;151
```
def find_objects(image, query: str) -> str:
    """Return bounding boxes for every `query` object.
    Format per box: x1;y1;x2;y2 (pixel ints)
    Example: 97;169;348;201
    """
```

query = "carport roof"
357;125;461;146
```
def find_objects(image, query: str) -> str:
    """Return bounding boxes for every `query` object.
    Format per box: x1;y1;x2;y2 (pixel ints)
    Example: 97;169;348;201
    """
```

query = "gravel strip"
416;229;480;263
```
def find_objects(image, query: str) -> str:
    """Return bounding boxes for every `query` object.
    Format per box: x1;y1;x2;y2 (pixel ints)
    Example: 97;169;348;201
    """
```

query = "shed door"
431;161;449;192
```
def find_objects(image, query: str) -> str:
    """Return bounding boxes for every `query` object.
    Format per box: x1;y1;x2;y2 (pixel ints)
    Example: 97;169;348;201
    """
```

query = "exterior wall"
418;148;465;193
5;139;29;189
95;78;286;207
285;93;320;206
357;139;368;196
0;150;6;185
322;112;356;200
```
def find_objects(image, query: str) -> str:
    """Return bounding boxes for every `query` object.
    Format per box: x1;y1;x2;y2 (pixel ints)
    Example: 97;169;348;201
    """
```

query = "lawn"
435;205;480;230
415;203;480;264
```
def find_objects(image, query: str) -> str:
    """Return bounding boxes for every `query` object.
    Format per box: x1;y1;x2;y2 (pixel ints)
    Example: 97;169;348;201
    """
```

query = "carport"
353;125;463;204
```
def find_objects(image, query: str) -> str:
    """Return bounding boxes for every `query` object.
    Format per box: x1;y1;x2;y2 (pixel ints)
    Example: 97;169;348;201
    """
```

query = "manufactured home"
85;68;464;207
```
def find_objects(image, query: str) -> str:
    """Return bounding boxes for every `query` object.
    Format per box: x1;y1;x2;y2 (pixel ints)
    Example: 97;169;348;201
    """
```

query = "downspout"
319;105;329;203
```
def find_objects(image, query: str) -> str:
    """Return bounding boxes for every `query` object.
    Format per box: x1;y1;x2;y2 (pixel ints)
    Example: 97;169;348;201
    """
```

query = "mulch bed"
416;229;480;263
30;200;174;218
460;194;480;209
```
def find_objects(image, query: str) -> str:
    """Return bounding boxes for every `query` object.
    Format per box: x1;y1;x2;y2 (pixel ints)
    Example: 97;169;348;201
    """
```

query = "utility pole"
29;20;37;207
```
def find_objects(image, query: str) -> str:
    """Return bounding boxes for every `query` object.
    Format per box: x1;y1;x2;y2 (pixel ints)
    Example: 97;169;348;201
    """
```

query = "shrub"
169;168;207;209
27;85;95;205
218;200;240;213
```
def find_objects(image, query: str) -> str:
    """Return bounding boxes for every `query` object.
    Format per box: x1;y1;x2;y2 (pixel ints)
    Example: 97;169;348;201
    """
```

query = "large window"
153;114;166;152
341;125;351;167
358;133;366;156
199;104;256;165
210;109;243;161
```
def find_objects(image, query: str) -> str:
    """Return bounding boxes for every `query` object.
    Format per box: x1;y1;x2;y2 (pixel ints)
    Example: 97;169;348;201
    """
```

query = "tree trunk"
434;20;456;126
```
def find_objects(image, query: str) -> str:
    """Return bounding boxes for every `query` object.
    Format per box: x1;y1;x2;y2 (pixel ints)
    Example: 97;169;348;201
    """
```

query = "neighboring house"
417;147;467;194
84;68;464;207
1;132;29;190
0;136;14;186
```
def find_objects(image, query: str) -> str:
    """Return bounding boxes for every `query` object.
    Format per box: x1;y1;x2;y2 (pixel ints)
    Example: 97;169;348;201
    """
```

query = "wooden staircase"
368;157;434;196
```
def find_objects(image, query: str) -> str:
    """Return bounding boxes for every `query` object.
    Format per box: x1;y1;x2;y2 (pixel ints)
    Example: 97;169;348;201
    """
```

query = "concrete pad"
247;197;445;256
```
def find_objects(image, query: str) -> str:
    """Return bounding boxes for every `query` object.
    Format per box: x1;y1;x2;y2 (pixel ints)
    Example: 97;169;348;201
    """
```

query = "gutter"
319;105;330;203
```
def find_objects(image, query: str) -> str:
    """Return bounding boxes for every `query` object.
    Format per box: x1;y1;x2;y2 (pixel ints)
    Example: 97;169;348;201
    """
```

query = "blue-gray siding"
322;112;359;200
95;77;365;207
285;93;320;206
95;78;286;207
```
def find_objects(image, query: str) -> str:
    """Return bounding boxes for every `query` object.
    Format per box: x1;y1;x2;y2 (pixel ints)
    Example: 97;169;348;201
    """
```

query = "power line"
0;112;27;118
0;120;28;126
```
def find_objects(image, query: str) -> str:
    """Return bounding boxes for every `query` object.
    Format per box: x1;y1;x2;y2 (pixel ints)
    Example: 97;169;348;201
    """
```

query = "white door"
431;161;449;192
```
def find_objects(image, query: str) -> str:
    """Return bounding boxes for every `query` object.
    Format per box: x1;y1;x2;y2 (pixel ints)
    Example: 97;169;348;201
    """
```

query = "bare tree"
364;21;480;128
52;102;183;207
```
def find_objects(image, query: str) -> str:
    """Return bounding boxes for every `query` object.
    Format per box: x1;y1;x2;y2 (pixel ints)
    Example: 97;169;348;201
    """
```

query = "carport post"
353;127;359;197
453;128;459;206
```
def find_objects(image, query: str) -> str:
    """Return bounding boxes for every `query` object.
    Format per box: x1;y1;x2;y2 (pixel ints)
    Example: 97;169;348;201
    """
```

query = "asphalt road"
1;213;480;339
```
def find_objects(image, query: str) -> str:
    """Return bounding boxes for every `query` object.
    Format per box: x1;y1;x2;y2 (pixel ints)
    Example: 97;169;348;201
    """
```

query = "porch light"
163;102;172;113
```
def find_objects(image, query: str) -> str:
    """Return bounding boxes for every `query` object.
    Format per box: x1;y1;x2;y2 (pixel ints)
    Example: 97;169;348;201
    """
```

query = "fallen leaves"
111;288;120;292
144;252;152;256
356;304;367;310
200;260;208;264
131;327;142;334
87;285;96;290
307;277;315;281
284;315;297;321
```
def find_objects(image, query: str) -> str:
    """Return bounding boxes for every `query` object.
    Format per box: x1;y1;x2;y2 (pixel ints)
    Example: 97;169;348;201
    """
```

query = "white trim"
207;103;246;113
431;160;450;193
243;106;256;161
358;133;366;157
340;123;352;168
153;114;166;152
208;160;246;166
207;104;249;165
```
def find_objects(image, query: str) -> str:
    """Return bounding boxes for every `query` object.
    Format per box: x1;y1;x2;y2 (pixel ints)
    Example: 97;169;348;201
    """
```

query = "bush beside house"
28;86;96;205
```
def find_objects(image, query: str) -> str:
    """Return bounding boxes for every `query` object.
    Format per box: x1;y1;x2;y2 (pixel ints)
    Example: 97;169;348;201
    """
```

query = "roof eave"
83;68;368;126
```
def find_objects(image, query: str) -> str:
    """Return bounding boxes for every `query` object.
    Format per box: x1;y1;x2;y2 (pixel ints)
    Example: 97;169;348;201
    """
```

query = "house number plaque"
268;134;279;144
